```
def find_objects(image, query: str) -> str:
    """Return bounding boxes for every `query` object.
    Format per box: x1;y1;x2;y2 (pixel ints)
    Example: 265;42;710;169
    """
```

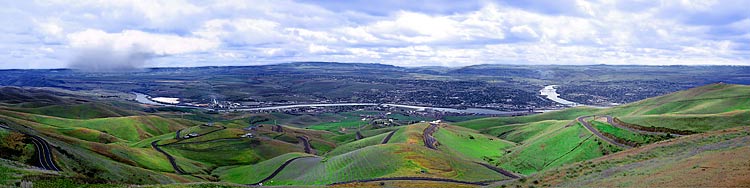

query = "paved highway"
0;125;60;171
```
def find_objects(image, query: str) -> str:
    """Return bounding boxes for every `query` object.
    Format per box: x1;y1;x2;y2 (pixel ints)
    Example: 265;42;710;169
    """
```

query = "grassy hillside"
460;83;750;133
502;126;750;187
0;109;195;143
454;107;600;130
492;121;621;175
433;125;515;162
263;144;508;186
214;152;312;184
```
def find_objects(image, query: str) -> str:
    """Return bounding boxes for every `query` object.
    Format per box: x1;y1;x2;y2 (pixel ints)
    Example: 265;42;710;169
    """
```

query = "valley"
0;64;749;187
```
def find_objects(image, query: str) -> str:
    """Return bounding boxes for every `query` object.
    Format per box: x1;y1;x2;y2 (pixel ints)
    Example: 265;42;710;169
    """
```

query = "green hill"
460;83;750;133
1;84;749;187
501;126;750;187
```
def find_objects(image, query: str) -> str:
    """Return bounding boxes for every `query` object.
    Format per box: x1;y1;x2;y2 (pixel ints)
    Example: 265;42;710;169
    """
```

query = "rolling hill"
0;83;749;187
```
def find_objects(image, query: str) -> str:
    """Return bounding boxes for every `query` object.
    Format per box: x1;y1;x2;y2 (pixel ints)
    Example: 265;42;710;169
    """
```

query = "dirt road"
297;136;313;154
381;129;398;144
423;123;439;150
577;116;633;149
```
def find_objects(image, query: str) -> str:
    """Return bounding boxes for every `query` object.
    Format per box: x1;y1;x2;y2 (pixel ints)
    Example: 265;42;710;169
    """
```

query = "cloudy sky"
1;0;749;69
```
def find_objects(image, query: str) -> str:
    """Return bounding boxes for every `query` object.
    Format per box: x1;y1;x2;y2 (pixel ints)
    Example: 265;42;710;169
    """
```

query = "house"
241;133;254;138
183;132;199;138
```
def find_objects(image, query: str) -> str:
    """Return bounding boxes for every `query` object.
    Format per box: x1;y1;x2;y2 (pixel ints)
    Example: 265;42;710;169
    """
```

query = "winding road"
297;136;313;154
174;129;183;139
28;135;61;171
419;123;520;180
151;140;186;174
0;125;60;171
576;116;632;149
602;115;678;136
249;156;319;185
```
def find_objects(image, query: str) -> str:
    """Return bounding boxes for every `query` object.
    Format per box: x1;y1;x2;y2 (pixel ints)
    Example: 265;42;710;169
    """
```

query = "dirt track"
356;131;364;140
151;140;186;174
475;162;520;179
577;116;633;149
602;115;681;136
381;129;398;144
423;123;439;150
249;156;318;185
297;136;313;154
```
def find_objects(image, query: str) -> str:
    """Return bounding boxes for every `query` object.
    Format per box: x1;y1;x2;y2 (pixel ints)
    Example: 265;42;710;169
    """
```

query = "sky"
1;0;749;70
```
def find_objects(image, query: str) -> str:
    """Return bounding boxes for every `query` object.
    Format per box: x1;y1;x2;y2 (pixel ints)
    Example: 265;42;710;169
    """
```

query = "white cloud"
0;0;748;69
68;29;218;55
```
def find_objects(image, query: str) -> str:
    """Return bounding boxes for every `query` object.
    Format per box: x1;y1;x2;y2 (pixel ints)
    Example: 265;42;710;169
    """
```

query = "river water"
539;85;580;106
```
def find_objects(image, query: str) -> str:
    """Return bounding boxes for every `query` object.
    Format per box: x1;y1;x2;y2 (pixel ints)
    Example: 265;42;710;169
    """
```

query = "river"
539;85;580;106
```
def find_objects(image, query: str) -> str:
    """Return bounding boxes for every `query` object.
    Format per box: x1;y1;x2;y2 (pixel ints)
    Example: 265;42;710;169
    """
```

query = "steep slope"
501;126;750;187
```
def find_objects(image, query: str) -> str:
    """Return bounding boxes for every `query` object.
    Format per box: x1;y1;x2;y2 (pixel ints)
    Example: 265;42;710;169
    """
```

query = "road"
423;123;439;150
576;116;632;149
381;129;398;144
175;129;183;139
0;125;60;171
355;131;364;140
249;156;318;185
601;115;679;136
151;140;186;174
297;136;313;154
475;162;520;179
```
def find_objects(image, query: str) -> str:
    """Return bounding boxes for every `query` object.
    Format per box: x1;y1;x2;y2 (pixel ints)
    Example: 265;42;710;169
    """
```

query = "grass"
213;152;311;184
454;107;600;130
162;137;305;169
9;102;135;119
504;126;750;188
433;125;515;162
591;120;668;145
602;83;750;116
481;120;570;143
264;143;508;186
494;122;620;175
618;110;750;132
307;120;367;132
0;109;192;143
328;126;400;143
325;131;389;156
